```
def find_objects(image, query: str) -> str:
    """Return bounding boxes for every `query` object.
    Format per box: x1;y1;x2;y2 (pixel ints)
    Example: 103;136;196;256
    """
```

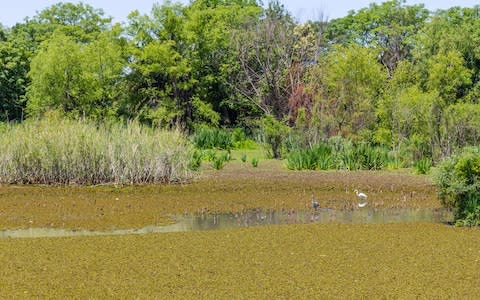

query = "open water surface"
0;207;453;238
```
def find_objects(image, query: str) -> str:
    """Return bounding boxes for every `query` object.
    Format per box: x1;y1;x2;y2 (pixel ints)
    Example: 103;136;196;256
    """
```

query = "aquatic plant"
212;156;227;170
188;150;203;171
192;126;232;149
414;158;432;174
0;117;193;184
286;140;393;171
0;223;479;298
240;153;247;163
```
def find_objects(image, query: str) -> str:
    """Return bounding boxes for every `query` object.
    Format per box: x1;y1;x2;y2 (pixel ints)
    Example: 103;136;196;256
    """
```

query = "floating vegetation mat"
0;223;479;298
0;161;439;230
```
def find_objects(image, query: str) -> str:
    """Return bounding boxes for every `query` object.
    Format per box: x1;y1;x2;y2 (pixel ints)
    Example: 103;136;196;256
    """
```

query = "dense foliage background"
1;0;480;165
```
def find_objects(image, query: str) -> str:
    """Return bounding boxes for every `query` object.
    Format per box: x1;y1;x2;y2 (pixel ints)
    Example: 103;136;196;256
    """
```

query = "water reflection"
181;207;453;230
0;207;453;239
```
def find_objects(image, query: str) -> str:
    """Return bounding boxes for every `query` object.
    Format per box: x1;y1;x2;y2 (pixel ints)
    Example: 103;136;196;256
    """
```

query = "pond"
0;207;453;239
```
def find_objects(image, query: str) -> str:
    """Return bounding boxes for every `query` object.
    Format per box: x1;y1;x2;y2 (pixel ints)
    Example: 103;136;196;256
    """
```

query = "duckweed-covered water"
0;207;453;238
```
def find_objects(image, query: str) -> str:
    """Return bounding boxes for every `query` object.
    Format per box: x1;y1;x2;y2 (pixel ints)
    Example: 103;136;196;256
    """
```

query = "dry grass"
0;223;479;298
0;161;439;230
0;118;192;185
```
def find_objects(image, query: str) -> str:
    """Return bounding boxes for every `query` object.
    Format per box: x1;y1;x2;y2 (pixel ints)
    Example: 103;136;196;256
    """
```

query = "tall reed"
0;118;193;184
286;139;391;171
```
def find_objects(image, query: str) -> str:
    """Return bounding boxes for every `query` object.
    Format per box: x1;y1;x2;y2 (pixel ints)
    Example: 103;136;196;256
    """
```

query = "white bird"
311;195;319;211
358;202;368;208
354;189;367;200
355;189;368;208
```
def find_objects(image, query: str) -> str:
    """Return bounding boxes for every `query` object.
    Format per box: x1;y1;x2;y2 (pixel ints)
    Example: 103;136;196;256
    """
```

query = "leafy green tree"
124;0;260;129
0;3;113;121
0;27;31;121
426;50;472;105
27;33;84;116
27;29;126;119
379;85;436;160
441;103;480;153
184;0;261;126
326;0;428;75
28;2;112;43
307;44;386;140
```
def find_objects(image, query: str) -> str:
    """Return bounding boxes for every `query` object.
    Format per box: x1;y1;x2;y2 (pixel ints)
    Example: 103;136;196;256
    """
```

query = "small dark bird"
311;195;319;210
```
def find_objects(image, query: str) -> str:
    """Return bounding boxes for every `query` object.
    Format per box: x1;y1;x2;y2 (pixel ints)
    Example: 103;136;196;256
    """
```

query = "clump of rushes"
414;158;432;174
0;117;193;184
251;157;259;167
240;153;247;163
212;156;226;170
188;150;203;171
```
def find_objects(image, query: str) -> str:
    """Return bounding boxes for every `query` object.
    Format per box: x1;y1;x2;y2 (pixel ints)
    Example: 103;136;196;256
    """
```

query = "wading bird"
355;189;368;208
311;195;319;211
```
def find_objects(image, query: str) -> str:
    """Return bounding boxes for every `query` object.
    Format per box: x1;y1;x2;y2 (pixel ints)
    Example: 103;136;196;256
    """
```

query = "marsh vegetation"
0;117;192;184
1;0;480;297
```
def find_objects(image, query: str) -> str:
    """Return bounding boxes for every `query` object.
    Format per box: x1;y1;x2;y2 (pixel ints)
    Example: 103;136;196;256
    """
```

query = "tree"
124;2;195;129
426;50;472;105
28;2;112;43
27;29;126;119
27;33;84;116
326;0;428;75
0;3;113;121
441;103;480;155
306;44;387;140
231;1;299;119
124;0;260;129
0;27;31;121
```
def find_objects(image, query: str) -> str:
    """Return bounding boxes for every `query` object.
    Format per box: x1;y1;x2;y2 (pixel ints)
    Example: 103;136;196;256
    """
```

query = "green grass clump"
188;150;203;171
240;153;247;163
414;158;432;174
286;140;391;171
212;156;227;170
0;117;193;184
251;157;259;167
192;127;232;149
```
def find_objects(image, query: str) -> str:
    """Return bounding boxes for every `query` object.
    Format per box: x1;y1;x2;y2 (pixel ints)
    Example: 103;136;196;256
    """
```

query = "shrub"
434;147;480;225
260;115;290;159
0;117;193;184
456;206;480;227
286;151;304;170
251;157;259;168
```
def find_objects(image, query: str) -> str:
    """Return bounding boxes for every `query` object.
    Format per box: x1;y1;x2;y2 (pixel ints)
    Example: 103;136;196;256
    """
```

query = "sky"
0;0;478;27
